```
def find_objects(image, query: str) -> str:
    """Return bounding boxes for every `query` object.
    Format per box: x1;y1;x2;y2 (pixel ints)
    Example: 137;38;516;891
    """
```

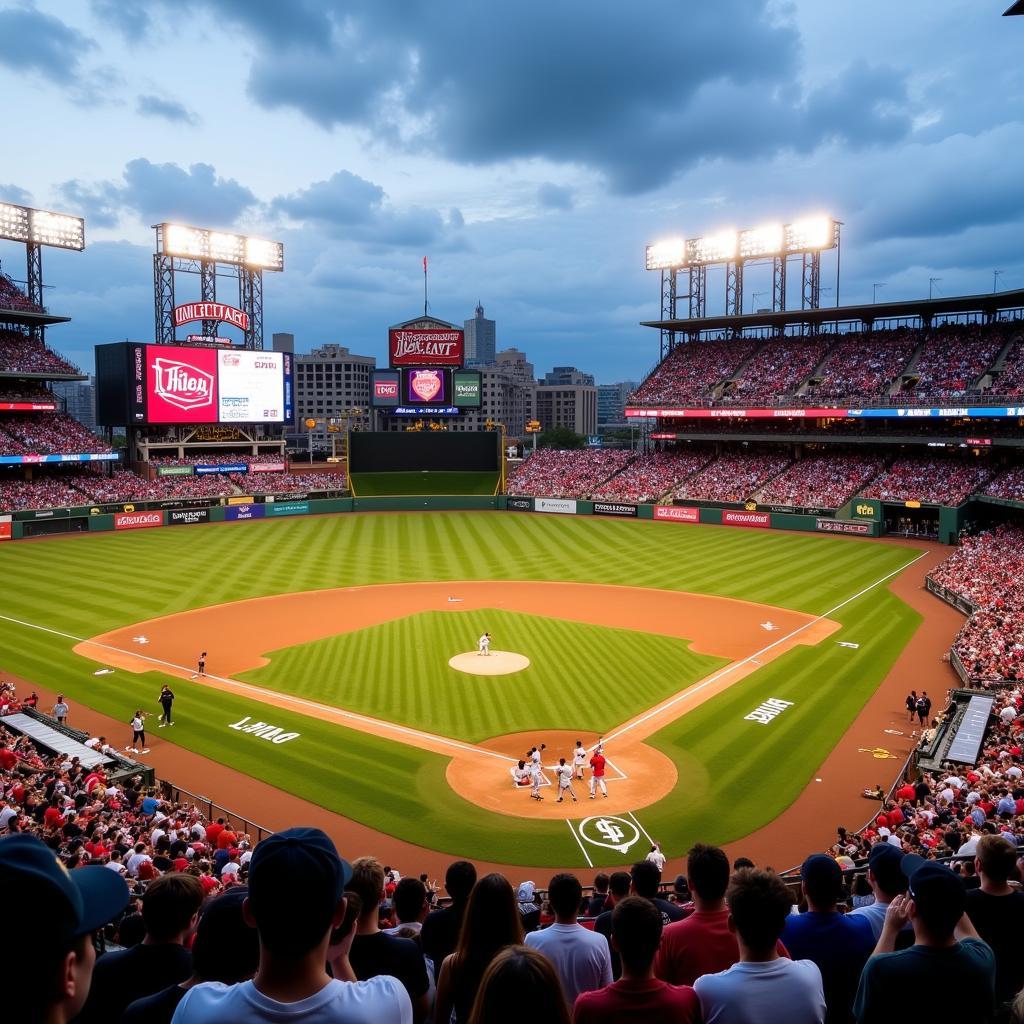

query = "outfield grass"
0;512;925;864
243;609;728;742
350;470;499;495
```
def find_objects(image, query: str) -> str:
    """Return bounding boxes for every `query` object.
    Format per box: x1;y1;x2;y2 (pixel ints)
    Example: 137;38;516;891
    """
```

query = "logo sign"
195;463;247;475
157;465;195;477
225;504;265;521
722;509;770;528
168;508;210;526
250;462;286;473
153;357;215;411
409;369;443;402
816;518;872;535
452;370;481;408
227;716;299;744
146;346;219;423
371;370;401;407
593;502;638;518
654;505;699;523
113;511;163;531
578;816;641;854
744;697;794;725
389;327;464;366
267;501;309;517
173;302;250;331
506;497;533;512
853;501;880;520
536;498;577;515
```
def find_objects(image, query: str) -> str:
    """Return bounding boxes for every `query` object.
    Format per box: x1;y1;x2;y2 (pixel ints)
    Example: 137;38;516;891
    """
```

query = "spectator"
593;870;632;979
421;859;477;979
516;879;542;933
171;826;411;1023
347;856;430;1022
435;873;524;1024
1;832;129;1024
965;834;1024;1011
782;854;875;1024
645;842;667;872
385;876;431;937
524;873;612;1009
77;872;205;1022
847;843;911;943
694;868;825;1024
629;859;684;925
574;896;701;1024
121;887;259;1024
468;945;571;1024
853;857;995;1023
587;873;610;916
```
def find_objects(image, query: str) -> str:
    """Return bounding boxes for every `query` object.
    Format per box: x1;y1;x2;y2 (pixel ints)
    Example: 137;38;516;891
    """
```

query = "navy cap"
248;827;351;912
867;841;906;892
801;854;842;886
901;854;965;914
0;833;130;942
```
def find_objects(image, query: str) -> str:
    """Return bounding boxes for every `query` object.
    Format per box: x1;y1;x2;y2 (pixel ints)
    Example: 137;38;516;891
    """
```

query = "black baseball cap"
901;854;965;918
248;827;351;917
867;841;906;891
0;833;130;944
801;853;843;898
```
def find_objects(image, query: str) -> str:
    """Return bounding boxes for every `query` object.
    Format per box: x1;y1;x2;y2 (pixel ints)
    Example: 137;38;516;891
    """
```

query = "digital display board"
452;370;482;408
370;370;401;407
404;368;447;405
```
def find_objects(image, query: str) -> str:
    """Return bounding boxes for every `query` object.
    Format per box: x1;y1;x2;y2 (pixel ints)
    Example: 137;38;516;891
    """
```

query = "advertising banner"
593;502;638;518
722;509;770;528
114;511;164;530
506;497;533;511
227;495;255;505
0;453;120;466
452;370;482;408
654;505;699;523
218;350;285;422
816;518;872;535
196;463;247;475
626;404;1024;421
0;521;10;541
157;465;195;476
168;508;210;526
225;504;265;521
389;327;464;366
146;345;219;424
250;462;286;473
267;501;309;517
0;401;57;412
370;370;401;407
535;498;577;515
404;368;447;405
173;301;250;330
850;499;881;521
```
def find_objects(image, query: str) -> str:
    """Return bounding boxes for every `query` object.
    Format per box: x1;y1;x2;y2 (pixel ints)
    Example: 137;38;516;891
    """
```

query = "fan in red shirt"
205;818;226;847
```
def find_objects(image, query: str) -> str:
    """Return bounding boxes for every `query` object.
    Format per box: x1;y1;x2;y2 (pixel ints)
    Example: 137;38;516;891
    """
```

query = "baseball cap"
0;833;129;945
248;827;351;916
517;881;536;902
801;853;842;888
867;841;906;892
901;855;965;925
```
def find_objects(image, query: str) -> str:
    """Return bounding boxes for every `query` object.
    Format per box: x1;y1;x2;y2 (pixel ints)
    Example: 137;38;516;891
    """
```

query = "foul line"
599;550;928;748
565;818;594;868
626;810;654;847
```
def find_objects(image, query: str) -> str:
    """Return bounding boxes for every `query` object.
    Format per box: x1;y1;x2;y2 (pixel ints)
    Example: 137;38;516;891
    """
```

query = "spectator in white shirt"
524;873;612;1010
646;843;667;872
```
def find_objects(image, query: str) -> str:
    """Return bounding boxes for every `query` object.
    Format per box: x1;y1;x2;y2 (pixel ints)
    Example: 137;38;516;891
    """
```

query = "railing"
628;391;1024;411
159;780;273;844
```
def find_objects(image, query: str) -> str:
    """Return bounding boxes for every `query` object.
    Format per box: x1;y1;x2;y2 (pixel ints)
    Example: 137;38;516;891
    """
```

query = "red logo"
654;505;699;523
389;328;464;366
153;358;214;411
114;511;163;530
173;302;250;331
410;370;442;402
722;510;770;528
375;380;399;399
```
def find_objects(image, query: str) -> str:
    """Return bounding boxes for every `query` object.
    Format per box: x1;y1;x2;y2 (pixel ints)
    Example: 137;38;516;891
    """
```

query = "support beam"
200;260;217;338
25;242;43;342
153;254;175;344
688;264;706;319
660;268;677;361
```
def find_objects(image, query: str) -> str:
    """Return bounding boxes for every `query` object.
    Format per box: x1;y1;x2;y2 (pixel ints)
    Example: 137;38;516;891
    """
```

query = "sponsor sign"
452;370;482;408
267;500;309;517
0;453;120;466
744;697;794;725
0;521;10;541
404;368;446;405
225;504;265;521
393;406;459;416
626;405;1024;421
370;370;401;407
0;401;57;412
227;495;255;505
146;345;218;423
816;518;872;535
168;508;210;526
593;501;638;518
196;463;247;475
654;505;699;523
389;327;464;366
114;511;163;531
185;334;234;345
173;302;250;331
217;350;284;422
506;497;533;511
250;462;286;473
535;497;577;515
157;465;195;476
722;509;770;528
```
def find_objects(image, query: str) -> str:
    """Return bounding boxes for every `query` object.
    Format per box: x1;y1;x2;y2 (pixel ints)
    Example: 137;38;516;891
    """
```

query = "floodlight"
645;238;687;270
786;216;835;253
245;236;285;271
158;222;284;270
163;223;205;258
739;223;784;259
0;202;84;250
691;229;737;264
208;231;244;263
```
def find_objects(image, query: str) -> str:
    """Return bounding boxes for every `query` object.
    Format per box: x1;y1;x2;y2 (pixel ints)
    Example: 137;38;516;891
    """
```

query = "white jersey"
573;747;587;767
478;634;490;650
530;749;543;775
513;766;531;785
555;765;574;789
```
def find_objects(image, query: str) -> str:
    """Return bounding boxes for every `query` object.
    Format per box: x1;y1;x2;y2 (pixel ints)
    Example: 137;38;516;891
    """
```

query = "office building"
597;381;638;429
534;383;597;436
272;332;295;354
541;365;595;387
293;344;375;443
464;302;496;365
52;378;97;433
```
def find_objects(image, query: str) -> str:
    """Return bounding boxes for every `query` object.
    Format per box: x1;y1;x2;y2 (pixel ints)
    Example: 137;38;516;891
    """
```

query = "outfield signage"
593;502;638;518
114;511;163;531
225;504;265;521
744;697;794;725
168;508;210;526
816;518;872;535
196;463;247;475
0;401;56;412
722;509;770;528
626;405;1024;421
0;453;119;466
535;498;577;515
0;520;10;542
250;462;286;473
157;465;195;477
655;505;699;523
506;497;533;512
267;501;309;517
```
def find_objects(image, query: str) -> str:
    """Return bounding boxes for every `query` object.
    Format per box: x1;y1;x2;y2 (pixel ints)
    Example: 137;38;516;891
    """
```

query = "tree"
537;425;586;449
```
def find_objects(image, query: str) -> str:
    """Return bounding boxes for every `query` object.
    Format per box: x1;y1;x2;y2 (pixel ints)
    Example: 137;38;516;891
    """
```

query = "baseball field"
0;511;938;870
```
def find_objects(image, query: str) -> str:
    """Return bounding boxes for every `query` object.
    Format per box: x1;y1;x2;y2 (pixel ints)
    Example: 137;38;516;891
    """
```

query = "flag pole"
423;256;428;316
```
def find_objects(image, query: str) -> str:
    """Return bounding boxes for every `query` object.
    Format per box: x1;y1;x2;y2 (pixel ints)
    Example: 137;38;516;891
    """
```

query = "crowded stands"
862;456;995;506
0;327;82;375
720;337;828;405
0;380;55;404
809;329;918;400
628;338;755;406
0;412;110;455
673;451;792;503
0;271;43;312
906;325;1008;399
590;450;711;503
756;453;885;509
995;338;1024;396
982;466;1024;502
507;449;634;499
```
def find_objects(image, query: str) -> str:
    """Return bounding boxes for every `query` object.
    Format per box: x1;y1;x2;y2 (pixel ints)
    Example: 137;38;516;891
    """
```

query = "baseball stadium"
2;8;1024;1022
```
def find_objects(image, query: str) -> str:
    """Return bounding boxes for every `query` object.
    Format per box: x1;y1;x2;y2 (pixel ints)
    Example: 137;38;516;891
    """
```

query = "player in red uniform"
589;747;608;798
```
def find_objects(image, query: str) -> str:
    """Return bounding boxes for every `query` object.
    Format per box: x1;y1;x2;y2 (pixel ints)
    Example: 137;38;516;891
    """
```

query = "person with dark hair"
587;873;610;916
628;859;683;925
593;870;632;979
695;869;825;1023
387;876;430;935
966;834;1024;1010
78;871;205;1022
468;945;571;1024
854;856;995;1023
782;855;874;1024
656;844;788;986
421;859;477;979
171;827;411;1022
732;857;755;872
848;842;912;943
525;873;612;1008
0;833;129;1024
435;873;523;1023
121;887;259;1024
575;896;700;1023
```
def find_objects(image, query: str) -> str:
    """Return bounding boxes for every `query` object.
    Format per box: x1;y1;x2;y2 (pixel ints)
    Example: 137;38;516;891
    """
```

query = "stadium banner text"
721;510;770;528
113;511;164;531
225;504;265;521
157;465;195;476
815;518;872;535
625;405;1024;420
195;463;247;475
592;502;638;518
0;452;120;466
167;508;210;526
654;505;699;523
389;327;464;367
267;501;310;517
505;496;533;511
535;498;577;515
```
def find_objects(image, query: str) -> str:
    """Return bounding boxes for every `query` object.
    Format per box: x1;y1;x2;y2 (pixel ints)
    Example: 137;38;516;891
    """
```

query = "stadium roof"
642;287;1024;334
0;308;71;328
1004;1;1024;15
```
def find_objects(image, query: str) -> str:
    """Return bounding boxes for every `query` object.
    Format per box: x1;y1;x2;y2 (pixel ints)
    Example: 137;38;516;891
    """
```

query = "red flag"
423;256;428;272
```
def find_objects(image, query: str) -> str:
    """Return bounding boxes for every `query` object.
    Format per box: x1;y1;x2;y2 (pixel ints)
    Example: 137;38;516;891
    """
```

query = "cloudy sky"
0;0;1021;382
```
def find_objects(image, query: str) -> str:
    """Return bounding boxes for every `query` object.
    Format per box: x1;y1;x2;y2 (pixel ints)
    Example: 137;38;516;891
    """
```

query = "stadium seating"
755;454;885;509
807;329;918;400
0;381;55;403
719;337;828;405
902;325;1008;399
861;457;995;506
672;451;791;503
590;450;712;503
0;328;81;375
981;465;1024;502
0;272;43;312
0;413;110;455
507;449;634;498
628;338;755;406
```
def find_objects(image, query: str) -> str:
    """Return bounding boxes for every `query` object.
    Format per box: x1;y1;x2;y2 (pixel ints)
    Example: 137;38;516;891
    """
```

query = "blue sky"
0;0;1021;382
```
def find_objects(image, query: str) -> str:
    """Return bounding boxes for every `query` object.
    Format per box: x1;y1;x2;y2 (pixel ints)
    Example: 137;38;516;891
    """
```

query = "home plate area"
448;650;531;675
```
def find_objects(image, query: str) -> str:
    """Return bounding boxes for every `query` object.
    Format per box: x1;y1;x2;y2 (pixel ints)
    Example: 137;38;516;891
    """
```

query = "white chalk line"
565;818;595;868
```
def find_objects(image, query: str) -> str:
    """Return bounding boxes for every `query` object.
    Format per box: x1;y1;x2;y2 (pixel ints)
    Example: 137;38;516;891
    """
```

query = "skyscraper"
464;302;496;365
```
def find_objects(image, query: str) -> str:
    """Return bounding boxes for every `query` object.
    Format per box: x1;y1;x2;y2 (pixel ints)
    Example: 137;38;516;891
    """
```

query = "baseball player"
477;632;491;657
158;685;175;727
527;744;547;801
192;651;207;679
513;759;532;793
572;740;588;780
555;758;578;803
589;747;608;799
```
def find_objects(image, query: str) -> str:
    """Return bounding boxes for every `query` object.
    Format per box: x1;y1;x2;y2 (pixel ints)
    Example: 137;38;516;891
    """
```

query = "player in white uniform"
572;740;588;780
477;632;491;656
513;759;532;794
555;758;578;803
527;744;546;800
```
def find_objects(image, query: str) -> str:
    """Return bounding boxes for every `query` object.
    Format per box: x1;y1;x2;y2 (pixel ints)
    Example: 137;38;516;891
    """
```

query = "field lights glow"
691;230;738;264
739;223;784;259
645;238;687;271
0;202;85;250
159;223;284;270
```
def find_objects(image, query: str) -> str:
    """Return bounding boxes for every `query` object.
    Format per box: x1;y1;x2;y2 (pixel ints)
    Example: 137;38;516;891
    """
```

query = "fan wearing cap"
847;843;913;943
0;832;130;1024
852;856;996;1023
171;826;412;1024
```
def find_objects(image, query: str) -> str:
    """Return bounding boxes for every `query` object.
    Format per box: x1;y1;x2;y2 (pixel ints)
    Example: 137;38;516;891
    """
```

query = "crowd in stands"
862;456;995;506
0;327;81;375
0;380;55;403
0;271;43;312
809;329;919;400
995;339;1024;396
907;325;1009;399
674;451;791;503
148;453;289;467
0;412;110;455
508;449;634;499
720;337;828;406
0;474;87;512
2;675;1021;1024
629;339;755;406
756;454;885;509
590;450;711;503
982;466;1024;502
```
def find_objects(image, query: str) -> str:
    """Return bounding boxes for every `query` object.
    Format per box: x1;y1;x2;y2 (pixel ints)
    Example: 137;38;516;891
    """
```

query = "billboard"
173;302;250;331
404;368;447;405
225;504;265;521
535;498;577;515
114;510;164;530
654;505;699;523
370;370;401;407
389;327;463;366
721;510;770;528
452;370;482;408
593;502;638;517
626;404;1024;421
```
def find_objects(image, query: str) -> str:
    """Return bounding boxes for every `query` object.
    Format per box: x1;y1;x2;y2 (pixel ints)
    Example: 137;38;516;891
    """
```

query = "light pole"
929;277;942;299
751;291;768;314
993;270;1003;293
873;282;886;304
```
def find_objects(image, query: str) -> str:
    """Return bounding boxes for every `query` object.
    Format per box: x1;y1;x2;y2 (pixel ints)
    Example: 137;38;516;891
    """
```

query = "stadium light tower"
929;277;942;299
873;282;886;303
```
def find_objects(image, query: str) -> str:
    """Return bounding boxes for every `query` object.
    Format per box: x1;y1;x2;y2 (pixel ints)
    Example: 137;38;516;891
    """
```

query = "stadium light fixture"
645;237;687;270
785;215;835;253
738;223;784;259
0;201;85;250
157;222;284;271
691;229;738;264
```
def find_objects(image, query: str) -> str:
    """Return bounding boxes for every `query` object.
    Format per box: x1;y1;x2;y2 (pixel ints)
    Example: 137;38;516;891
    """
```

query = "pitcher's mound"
449;651;531;676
